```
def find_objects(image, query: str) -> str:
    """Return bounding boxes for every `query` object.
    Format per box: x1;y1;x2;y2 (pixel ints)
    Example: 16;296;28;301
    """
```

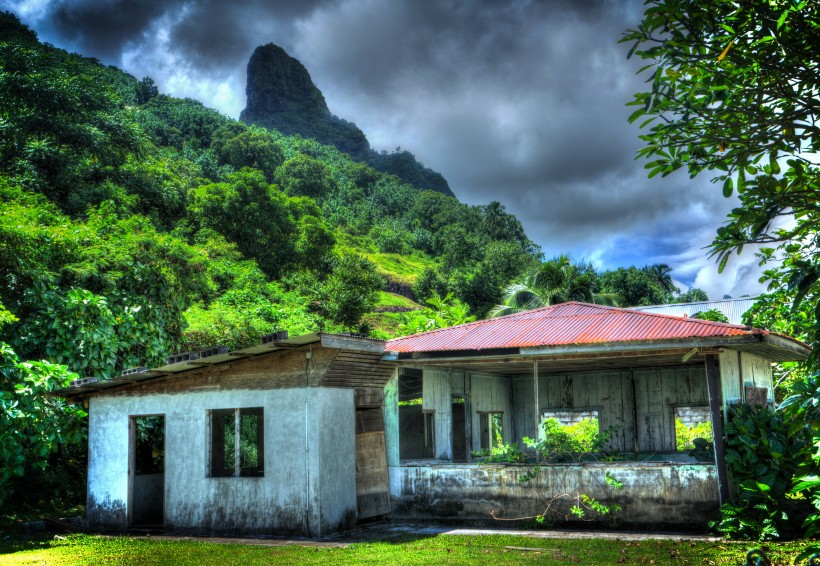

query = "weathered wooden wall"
633;367;707;452
391;357;759;461
402;368;511;461
512;366;707;453
422;368;458;460
741;352;773;402
470;372;512;451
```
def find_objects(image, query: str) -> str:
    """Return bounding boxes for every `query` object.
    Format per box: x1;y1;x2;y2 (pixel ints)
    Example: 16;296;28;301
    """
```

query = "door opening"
451;397;467;461
129;415;165;528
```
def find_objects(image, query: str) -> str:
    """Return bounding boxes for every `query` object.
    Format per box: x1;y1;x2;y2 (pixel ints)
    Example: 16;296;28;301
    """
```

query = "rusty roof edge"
384;302;759;348
519;335;761;356
382;336;746;362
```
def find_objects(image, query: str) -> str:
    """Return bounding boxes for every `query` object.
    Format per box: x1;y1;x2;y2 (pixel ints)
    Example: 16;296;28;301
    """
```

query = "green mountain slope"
0;11;538;379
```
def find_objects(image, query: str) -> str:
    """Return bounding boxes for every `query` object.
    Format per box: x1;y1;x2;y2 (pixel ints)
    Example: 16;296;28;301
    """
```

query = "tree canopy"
624;0;820;544
622;0;820;314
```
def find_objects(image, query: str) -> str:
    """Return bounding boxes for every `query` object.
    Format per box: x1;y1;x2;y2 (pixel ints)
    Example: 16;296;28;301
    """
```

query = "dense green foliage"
0;11;546;511
625;0;820;543
0;341;86;508
0;11;540;360
713;405;810;541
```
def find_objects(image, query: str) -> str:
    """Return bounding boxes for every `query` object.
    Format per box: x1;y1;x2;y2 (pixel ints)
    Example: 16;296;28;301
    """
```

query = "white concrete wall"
87;387;355;536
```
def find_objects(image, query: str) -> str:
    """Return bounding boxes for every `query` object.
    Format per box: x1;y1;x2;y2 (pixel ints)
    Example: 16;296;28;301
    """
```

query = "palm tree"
643;264;678;295
490;255;618;317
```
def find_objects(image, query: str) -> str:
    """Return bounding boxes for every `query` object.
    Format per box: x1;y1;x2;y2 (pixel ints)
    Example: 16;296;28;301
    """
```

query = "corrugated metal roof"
631;297;759;325
386;302;764;353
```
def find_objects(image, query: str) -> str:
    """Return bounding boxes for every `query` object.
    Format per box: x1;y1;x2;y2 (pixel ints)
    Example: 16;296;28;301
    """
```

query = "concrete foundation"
389;462;718;527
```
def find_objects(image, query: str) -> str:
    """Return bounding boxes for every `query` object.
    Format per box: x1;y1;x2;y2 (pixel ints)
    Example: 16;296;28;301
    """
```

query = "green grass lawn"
0;532;813;565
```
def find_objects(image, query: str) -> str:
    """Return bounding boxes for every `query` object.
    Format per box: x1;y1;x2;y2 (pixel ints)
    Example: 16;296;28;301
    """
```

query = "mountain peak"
240;43;453;196
243;43;329;116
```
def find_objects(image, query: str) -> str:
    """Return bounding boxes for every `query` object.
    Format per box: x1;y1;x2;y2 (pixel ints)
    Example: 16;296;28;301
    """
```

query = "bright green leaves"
311;251;383;331
625;0;820;291
211;123;284;182
714;405;809;540
188;168;334;279
0;341;86;506
275;153;337;200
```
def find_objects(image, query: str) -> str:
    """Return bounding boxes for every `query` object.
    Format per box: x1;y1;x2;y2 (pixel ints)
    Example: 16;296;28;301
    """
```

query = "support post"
705;354;729;506
533;361;539;439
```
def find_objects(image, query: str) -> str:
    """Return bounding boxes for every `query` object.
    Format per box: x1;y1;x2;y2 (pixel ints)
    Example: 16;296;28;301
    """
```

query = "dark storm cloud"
48;0;168;58
7;0;763;297
39;0;332;70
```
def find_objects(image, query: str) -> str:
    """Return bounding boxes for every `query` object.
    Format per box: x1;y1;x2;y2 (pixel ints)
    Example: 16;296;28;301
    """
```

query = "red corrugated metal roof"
386;302;764;353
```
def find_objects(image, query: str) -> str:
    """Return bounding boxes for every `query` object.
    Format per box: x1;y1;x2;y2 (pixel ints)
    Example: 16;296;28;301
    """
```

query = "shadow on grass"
0;530;68;555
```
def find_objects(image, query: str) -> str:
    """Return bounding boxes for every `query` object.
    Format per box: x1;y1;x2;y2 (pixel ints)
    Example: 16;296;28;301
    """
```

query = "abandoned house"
58;333;397;536
59;302;810;534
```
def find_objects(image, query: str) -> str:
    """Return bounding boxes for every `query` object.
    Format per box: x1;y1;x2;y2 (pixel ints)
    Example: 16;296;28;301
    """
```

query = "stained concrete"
86;387;356;536
389;462;718;526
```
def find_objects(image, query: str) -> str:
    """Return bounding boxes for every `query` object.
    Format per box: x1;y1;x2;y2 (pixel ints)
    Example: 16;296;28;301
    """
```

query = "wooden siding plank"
740;352;774;402
355;430;390;519
94;346;338;397
719;350;742;410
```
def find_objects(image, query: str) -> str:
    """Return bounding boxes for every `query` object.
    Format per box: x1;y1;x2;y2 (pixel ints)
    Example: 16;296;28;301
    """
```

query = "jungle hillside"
1;8;720;522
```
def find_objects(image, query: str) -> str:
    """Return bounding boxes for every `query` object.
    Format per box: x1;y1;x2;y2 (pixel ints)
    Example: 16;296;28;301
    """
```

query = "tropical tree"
675;288;709;304
601;266;674;307
624;0;820;542
491;255;617;317
643;264;678;295
622;0;820;331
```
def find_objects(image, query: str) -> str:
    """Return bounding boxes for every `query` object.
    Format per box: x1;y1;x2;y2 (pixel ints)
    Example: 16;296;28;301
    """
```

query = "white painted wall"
87;387;355;536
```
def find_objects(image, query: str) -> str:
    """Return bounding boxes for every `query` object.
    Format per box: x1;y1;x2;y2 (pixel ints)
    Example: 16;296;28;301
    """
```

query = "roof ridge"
386;301;754;345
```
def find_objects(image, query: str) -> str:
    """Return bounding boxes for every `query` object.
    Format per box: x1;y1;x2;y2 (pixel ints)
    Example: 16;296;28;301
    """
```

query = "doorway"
451;397;468;461
128;415;165;528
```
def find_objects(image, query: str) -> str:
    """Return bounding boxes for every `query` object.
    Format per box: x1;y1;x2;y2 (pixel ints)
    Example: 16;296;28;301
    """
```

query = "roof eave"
388;333;810;364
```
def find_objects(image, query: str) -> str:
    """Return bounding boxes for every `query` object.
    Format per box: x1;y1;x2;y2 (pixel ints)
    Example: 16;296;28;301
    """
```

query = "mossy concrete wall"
389;462;718;526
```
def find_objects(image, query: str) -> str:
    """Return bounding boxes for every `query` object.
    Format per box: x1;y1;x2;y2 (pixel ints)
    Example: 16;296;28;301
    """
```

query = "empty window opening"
674;405;713;451
479;412;503;450
539;409;601;452
399;369;435;459
210;407;264;477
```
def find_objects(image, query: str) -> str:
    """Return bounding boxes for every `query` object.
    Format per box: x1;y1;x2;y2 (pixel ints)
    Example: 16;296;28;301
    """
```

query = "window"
398;369;435;459
539;409;601;451
479;412;503;450
673;405;712;451
210;407;264;477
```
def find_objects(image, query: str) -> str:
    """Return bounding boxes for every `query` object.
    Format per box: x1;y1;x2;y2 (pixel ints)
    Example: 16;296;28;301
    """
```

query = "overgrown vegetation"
624;0;820;547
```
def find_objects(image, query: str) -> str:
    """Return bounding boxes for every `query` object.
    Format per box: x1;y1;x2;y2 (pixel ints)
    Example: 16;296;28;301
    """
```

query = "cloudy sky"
6;0;767;299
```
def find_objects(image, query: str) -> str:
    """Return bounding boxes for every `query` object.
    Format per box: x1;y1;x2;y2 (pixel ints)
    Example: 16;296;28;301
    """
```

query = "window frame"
478;411;504;450
209;407;264;478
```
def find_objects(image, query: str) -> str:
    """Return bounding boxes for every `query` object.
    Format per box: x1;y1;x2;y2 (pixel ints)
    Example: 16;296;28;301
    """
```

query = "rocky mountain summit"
240;43;453;196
